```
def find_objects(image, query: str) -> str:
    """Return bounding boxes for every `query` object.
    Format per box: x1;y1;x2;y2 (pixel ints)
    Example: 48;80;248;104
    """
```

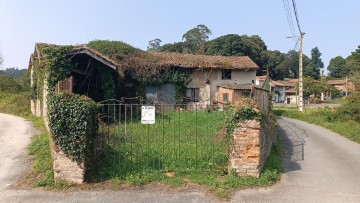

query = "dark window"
223;93;229;102
186;88;200;102
222;69;232;80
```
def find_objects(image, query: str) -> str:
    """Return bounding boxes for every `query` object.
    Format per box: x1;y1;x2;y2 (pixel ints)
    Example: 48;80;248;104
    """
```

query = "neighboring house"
216;84;253;108
270;79;298;104
255;75;270;91
283;89;298;104
28;42;259;117
327;79;355;96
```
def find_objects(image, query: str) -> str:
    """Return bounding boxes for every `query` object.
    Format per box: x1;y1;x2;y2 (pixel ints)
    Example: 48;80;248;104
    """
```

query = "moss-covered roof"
29;40;259;77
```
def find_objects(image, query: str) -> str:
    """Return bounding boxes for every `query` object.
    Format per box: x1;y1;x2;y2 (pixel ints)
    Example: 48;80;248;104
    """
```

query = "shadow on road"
277;117;308;173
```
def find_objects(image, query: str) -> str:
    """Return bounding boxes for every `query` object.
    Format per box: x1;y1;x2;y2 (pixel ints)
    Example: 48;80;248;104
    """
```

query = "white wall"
187;69;256;101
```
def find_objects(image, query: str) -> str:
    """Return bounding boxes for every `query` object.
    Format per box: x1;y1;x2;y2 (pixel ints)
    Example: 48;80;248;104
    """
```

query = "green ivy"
47;92;98;162
224;105;261;136
41;45;74;93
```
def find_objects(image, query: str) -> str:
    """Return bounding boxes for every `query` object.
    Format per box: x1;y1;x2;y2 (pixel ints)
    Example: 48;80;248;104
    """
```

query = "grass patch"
97;129;281;200
97;110;228;181
273;107;360;143
27;129;54;187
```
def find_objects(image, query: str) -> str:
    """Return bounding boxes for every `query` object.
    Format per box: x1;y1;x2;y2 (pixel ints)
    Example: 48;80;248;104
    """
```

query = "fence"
252;87;270;114
97;96;229;174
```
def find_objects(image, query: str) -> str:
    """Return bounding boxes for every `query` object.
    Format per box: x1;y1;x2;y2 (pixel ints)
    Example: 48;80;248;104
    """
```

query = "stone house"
29;43;259;117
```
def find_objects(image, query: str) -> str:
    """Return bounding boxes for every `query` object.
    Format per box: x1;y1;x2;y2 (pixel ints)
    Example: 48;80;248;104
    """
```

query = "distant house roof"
271;80;296;87
147;51;259;70
327;79;347;85
217;84;253;90
256;76;267;81
285;78;299;83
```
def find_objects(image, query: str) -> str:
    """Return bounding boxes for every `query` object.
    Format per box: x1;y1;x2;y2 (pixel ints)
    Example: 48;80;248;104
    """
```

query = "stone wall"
50;140;85;184
229;116;276;177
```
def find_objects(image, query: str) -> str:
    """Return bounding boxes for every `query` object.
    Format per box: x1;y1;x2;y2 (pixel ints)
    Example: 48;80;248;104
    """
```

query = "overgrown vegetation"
95;100;280;200
224;105;261;135
105;134;281;201
88;40;193;100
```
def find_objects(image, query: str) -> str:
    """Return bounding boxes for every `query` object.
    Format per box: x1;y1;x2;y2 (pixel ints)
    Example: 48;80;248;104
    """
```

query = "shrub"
340;92;360;122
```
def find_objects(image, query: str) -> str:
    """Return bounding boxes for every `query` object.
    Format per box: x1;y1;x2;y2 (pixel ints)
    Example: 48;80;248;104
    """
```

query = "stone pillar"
229;120;261;177
51;141;85;184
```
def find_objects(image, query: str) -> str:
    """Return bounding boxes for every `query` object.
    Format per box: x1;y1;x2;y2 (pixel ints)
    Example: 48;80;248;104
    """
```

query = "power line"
282;0;297;44
291;0;302;33
292;38;300;51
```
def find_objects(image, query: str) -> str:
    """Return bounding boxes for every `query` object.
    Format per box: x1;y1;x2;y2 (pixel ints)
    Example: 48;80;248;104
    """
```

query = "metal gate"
98;94;229;173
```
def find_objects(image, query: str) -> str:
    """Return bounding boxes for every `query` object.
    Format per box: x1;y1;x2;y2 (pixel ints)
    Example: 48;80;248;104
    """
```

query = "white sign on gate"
141;106;155;124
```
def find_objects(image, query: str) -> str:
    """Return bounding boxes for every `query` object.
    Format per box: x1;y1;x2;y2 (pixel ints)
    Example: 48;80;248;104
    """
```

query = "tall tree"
346;45;360;90
147;38;162;51
261;50;286;79
205;34;267;74
182;24;212;54
304;47;324;80
327;56;349;78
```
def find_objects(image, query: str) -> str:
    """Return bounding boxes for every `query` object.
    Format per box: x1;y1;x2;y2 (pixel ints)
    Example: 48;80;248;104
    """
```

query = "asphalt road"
1;114;360;202
234;117;360;202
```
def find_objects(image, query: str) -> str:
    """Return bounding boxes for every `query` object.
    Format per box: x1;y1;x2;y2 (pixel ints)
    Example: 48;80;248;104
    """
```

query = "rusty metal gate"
98;94;229;173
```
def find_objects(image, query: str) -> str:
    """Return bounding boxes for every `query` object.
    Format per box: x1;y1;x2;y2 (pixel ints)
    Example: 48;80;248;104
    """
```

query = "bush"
0;92;31;117
340;92;360;122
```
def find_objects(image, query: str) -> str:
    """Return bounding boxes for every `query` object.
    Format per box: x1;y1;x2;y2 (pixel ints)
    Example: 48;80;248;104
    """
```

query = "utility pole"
298;32;304;112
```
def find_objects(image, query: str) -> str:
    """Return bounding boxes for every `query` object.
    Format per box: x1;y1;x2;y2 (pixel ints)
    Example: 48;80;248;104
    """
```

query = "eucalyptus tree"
182;24;212;54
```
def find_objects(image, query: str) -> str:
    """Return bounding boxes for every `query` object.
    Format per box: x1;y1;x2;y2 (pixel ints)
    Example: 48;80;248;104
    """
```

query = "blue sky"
0;0;359;74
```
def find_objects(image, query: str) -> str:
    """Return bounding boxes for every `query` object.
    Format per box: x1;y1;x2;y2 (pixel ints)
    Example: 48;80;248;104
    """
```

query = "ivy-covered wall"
47;92;98;163
29;44;104;183
47;92;100;182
